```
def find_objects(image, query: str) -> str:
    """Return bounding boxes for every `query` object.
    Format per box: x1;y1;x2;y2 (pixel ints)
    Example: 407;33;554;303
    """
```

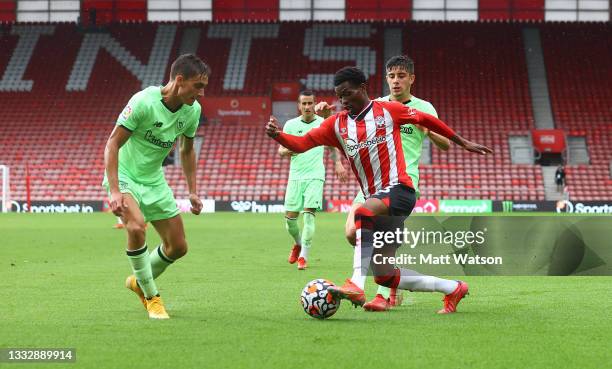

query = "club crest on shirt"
177;121;185;130
375;115;385;129
340;127;347;135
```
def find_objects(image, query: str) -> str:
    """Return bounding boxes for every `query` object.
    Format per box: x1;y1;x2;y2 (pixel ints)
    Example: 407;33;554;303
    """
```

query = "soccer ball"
300;279;341;319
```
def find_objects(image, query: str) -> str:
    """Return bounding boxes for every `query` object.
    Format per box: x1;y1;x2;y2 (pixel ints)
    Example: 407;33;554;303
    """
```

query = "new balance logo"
154;122;163;128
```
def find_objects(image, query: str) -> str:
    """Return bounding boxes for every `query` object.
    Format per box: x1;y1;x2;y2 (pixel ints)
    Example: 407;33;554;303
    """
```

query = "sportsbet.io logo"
345;138;358;157
344;136;386;158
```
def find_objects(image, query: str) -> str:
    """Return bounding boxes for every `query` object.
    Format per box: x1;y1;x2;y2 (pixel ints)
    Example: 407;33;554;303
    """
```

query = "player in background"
266;67;492;314
103;54;209;319
315;56;450;311
280;91;348;270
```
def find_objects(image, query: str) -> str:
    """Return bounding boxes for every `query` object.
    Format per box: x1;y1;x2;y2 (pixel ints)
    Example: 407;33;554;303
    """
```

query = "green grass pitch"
1;213;610;369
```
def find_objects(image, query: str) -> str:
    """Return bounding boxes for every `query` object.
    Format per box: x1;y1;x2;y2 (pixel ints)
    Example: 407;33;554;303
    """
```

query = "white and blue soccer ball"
300;279;341;319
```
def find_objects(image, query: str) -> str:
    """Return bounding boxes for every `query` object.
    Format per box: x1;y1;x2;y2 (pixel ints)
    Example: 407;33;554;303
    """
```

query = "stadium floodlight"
0;165;9;213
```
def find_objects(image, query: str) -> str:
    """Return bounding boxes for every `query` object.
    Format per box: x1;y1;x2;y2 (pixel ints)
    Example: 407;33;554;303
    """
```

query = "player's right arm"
105;95;145;216
266;115;340;152
104;126;132;216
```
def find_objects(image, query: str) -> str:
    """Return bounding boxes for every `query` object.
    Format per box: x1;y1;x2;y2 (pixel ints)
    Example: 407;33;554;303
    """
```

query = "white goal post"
0;165;9;213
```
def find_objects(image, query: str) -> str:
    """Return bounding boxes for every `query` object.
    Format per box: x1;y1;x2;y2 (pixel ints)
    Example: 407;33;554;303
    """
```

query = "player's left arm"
180;108;203;215
416;106;450;151
425;130;450;151
180;136;202;215
387;101;493;155
326;146;348;182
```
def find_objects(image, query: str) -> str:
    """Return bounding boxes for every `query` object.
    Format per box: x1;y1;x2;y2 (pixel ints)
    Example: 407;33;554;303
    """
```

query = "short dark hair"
170;54;211;80
385;55;414;74
298;90;315;101
333;66;367;87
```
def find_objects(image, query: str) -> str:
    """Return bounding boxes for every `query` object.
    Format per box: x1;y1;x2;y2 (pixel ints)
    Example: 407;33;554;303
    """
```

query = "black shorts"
371;184;416;216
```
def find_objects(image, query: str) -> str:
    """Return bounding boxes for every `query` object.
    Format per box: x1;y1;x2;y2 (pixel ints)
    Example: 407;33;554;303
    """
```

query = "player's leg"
119;193;158;298
297;207;316;269
346;193;401;311
344;192;364;285
149;214;187;279
119;192;168;319
374;261;468;314
329;197;389;306
298;208;313;270
368;186;468;314
143;180;184;280
297;180;324;269
284;180;303;264
131;181;181;319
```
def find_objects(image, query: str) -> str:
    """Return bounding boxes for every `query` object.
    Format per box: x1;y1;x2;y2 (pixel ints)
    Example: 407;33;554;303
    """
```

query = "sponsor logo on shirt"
144;130;175;149
121;105;132;120
344;136;386;158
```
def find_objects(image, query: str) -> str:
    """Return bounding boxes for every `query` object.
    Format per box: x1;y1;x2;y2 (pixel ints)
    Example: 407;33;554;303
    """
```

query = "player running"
266;66;492;314
103;54;209;319
280;91;348;270
315;55;450;311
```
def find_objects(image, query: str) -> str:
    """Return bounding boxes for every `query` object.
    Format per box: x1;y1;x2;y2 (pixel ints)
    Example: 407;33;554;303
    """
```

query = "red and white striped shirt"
275;100;456;198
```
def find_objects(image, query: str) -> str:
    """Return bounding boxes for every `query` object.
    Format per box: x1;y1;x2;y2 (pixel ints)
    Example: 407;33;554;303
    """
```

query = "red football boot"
363;294;391;312
288;244;301;264
438;281;469;314
327;279;366;307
